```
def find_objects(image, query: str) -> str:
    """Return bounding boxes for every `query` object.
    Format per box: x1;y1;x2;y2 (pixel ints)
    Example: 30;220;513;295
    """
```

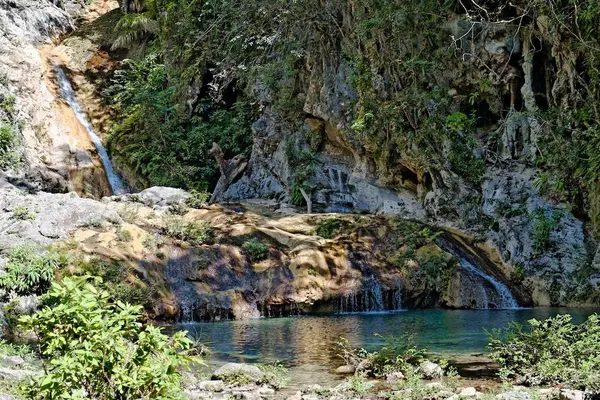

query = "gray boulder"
419;361;444;379
0;367;38;381
497;392;533;400
0;356;24;368
135;187;190;208
212;363;264;383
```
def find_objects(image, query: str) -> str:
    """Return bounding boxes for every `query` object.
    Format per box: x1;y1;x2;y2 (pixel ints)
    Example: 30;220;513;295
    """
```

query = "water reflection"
169;308;598;388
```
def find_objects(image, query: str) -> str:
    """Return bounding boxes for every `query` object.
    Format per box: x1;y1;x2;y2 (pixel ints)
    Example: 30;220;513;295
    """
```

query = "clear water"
168;308;598;388
55;66;127;195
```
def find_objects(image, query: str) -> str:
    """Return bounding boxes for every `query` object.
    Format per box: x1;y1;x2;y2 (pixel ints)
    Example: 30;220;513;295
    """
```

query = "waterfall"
456;258;518;309
336;279;403;313
55;66;127;195
438;237;519;309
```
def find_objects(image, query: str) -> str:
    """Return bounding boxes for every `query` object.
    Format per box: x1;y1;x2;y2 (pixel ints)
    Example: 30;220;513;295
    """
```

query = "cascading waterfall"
438;237;519;309
55;66;127;195
336;279;403;313
457;258;518;309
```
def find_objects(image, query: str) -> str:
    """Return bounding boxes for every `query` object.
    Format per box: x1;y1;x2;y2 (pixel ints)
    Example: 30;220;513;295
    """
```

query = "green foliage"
488;313;600;390
0;95;16;115
531;209;562;255
63;258;154;309
186;190;209;209
19;276;192;399
259;362;289;390
415;248;457;294
112;0;158;50
313;218;353;239
0;123;19;170
11;206;36;221
0;247;67;300
286;145;321;206
345;372;374;395
306;128;324;153
242;238;269;262
115;226;134;242
219;371;254;386
511;263;525;284
107;50;254;191
536;118;600;236
162;215;213;245
336;334;427;378
446;113;485;186
0;340;35;361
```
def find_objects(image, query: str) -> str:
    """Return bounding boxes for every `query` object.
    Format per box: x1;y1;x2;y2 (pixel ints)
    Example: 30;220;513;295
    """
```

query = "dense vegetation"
489;313;600;391
106;0;600;234
20;276;192;399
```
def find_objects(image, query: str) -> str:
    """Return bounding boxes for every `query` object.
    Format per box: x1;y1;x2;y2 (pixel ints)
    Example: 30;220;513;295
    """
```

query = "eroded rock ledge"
2;181;594;323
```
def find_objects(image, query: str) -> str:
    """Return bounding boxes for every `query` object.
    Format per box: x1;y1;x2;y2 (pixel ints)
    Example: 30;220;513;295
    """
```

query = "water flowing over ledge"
55;66;127;196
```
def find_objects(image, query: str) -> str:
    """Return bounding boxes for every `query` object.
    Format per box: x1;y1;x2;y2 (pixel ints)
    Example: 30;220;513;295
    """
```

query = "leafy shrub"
61;258;154;310
336;334;427;378
488;313;600;391
0;247;67;300
19;276;192;399
186;190;210;209
259;362;289;390
0;123;19;169
162;215;213;245
531;209;562;255
242;238;269;262
313;218;353;239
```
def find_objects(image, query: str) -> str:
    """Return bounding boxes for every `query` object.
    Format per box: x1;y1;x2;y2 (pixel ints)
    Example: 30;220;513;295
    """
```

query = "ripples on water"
168;308;598;388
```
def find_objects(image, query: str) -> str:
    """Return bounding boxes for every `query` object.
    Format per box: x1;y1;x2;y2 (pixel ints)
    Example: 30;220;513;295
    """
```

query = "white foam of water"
458;257;519;309
55;66;126;195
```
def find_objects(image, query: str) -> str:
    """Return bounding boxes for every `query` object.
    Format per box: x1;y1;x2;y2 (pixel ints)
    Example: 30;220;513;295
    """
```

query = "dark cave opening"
532;39;550;111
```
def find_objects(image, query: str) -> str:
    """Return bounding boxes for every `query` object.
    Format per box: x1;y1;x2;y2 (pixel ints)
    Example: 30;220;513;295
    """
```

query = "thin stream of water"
55;66;126;195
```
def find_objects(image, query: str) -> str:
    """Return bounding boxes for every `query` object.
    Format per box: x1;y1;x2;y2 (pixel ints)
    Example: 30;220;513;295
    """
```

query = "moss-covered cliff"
97;0;600;305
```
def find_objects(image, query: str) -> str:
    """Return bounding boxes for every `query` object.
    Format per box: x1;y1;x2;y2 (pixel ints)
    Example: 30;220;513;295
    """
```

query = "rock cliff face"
0;0;116;196
0;180;533;321
214;21;598;308
1;0;598;318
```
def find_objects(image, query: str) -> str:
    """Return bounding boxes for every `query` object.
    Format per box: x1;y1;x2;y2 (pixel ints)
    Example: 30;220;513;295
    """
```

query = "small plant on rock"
313;218;353;239
242;238;269;262
187;190;210;209
11;205;35;221
531;208;562;255
162;215;213;245
259;361;289;390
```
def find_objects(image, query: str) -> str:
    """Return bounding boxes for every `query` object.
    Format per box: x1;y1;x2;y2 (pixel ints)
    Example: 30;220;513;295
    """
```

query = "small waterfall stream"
438;237;519;309
336;279;403;313
55;66;126;195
